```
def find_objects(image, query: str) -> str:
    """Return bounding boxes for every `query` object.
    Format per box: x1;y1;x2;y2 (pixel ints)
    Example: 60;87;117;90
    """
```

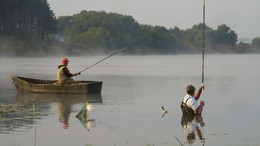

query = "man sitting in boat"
56;58;80;84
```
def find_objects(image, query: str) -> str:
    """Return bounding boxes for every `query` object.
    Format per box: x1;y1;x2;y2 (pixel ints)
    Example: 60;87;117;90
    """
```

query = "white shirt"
182;94;199;113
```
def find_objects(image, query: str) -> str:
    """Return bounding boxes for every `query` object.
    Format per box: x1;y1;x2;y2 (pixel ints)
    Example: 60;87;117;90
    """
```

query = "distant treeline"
57;10;260;54
0;0;56;40
0;1;260;56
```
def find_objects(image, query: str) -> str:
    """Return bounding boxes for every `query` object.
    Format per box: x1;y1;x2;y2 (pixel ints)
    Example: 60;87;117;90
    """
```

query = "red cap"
62;58;69;63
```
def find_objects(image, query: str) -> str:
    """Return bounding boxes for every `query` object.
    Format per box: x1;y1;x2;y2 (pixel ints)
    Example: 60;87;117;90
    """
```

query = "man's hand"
200;83;205;90
200;100;205;106
73;72;81;76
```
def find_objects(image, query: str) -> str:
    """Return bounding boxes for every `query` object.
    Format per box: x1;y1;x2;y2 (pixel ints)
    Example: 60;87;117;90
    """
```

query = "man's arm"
194;84;204;100
196;101;205;115
63;67;80;77
63;67;73;77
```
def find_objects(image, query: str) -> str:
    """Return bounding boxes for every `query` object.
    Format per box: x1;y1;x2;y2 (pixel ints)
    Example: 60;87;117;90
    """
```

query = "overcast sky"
48;0;260;38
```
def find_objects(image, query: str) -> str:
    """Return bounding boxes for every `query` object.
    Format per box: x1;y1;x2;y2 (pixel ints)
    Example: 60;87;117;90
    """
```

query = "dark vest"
180;97;196;116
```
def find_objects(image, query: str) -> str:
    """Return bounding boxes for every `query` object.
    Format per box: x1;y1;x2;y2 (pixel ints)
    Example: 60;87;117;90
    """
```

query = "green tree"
57;10;141;52
0;0;56;40
56;11;241;55
252;37;260;47
213;24;237;45
80;27;112;51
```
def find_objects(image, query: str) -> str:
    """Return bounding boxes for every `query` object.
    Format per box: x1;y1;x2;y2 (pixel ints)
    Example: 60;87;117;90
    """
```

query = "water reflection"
0;98;47;134
75;102;96;131
14;91;102;104
57;97;72;129
181;114;205;145
0;91;102;133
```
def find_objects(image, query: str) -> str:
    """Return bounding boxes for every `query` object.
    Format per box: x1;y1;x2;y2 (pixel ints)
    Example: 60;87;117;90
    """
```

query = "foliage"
210;24;237;45
252;37;260;47
0;0;56;40
57;11;140;52
57;11;180;54
0;1;257;55
57;11;242;55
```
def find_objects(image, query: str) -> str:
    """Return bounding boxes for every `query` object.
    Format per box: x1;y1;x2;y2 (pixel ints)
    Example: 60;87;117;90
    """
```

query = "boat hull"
12;76;102;94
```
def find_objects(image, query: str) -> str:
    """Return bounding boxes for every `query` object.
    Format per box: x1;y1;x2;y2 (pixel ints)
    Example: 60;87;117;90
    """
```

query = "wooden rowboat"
11;76;102;94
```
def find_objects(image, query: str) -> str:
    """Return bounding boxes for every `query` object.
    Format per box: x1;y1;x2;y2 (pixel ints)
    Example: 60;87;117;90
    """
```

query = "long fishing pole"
78;32;157;74
202;0;205;85
201;0;206;145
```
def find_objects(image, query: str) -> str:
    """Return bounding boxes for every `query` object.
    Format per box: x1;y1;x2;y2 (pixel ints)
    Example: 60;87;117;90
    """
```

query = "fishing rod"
202;0;205;85
201;0;206;145
78;32;158;74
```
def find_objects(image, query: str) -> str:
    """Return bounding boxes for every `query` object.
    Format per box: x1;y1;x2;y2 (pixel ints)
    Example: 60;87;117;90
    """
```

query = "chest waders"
180;97;196;116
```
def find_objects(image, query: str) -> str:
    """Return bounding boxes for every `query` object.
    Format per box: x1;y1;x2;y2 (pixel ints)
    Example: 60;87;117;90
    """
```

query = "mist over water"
0;55;260;146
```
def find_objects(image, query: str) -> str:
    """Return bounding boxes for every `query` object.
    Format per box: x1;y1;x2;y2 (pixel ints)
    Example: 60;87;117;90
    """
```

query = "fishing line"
78;22;182;74
78;33;157;74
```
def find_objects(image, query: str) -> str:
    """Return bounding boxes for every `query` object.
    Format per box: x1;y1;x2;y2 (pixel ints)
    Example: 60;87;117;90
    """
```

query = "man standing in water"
181;84;205;115
181;114;205;144
56;58;80;85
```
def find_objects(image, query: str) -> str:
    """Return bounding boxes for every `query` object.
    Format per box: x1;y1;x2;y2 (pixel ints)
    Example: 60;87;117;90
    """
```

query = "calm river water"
0;55;260;146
